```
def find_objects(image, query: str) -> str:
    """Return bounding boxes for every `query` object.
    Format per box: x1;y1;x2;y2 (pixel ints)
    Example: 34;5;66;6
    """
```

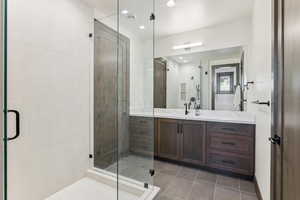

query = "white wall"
247;0;272;199
8;0;92;199
155;17;252;58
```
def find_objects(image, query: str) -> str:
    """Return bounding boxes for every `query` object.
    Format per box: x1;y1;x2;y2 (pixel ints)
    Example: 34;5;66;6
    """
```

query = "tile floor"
107;155;258;200
106;155;259;200
154;160;259;200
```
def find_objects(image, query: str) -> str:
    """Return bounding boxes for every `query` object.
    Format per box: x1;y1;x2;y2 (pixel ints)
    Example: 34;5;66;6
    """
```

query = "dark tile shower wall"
94;20;130;169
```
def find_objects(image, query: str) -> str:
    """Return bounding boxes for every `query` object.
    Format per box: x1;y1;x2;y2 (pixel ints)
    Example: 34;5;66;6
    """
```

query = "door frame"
271;0;283;199
211;63;241;110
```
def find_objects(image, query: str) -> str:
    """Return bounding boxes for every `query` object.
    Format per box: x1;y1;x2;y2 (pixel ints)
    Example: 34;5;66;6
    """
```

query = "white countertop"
130;109;256;125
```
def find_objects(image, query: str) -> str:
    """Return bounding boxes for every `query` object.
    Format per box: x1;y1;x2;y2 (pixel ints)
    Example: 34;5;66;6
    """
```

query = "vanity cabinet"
206;122;255;176
157;119;180;160
180;121;205;165
155;118;255;178
129;116;255;178
157;119;205;165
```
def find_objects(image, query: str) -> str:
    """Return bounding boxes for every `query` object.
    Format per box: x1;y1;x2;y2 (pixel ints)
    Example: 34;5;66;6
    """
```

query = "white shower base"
46;169;159;200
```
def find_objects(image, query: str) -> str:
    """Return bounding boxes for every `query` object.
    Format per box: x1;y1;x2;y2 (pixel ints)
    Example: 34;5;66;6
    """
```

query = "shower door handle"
7;110;20;141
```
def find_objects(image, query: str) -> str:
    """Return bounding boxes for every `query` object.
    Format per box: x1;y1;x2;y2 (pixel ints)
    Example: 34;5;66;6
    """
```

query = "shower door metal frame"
0;0;4;198
2;0;8;198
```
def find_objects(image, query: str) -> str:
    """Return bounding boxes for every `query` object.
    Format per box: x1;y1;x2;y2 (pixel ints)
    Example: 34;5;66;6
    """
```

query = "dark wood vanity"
129;116;255;179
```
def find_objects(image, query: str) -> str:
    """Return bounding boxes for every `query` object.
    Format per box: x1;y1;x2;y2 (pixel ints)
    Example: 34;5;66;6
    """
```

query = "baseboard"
155;157;254;181
254;176;263;200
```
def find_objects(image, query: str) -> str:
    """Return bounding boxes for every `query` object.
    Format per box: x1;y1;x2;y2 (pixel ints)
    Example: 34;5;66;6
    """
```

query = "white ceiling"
167;46;243;65
83;0;253;39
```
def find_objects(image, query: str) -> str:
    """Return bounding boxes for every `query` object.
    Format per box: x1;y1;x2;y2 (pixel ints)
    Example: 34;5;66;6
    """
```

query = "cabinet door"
157;119;180;160
181;121;205;165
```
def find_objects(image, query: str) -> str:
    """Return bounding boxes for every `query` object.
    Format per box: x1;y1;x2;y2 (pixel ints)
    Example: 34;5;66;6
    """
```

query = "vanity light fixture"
166;0;176;7
139;25;145;30
173;42;203;50
121;9;129;15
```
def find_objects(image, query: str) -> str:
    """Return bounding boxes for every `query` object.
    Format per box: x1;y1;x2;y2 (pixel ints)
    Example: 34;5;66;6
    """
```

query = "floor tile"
195;170;217;184
216;175;240;190
105;156;260;200
240;180;256;194
214;186;241;200
154;160;166;171
241;193;258;200
176;167;199;181
187;181;215;200
155;192;185;200
157;162;181;176
163;177;193;199
154;172;175;192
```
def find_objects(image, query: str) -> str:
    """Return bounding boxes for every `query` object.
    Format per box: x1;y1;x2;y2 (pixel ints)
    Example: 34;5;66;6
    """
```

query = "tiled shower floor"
106;154;154;183
106;155;259;200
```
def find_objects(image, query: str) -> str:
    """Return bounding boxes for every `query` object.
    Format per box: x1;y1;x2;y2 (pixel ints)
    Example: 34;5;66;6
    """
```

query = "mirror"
154;46;247;111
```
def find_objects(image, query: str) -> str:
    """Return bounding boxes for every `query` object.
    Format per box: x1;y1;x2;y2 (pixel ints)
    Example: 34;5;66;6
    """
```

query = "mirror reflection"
154;46;247;111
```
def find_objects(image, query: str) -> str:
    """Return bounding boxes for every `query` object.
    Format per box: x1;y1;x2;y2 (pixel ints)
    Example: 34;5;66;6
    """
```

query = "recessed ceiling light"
183;60;188;63
139;25;145;30
173;42;203;50
166;0;176;7
121;10;129;15
179;57;183;60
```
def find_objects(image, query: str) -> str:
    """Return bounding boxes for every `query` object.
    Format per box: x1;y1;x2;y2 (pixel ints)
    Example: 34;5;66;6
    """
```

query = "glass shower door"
3;0;156;199
3;0;119;200
117;0;155;190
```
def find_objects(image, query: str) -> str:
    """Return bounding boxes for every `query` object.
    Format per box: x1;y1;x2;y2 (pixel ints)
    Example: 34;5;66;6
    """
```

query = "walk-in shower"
3;0;158;199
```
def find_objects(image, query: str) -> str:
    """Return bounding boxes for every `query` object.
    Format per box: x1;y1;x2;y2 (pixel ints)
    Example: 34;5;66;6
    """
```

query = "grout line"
213;181;217;200
238;178;242;200
213;175;219;200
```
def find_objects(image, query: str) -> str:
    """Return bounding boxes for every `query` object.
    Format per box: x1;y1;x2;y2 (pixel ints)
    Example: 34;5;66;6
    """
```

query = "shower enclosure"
2;0;156;199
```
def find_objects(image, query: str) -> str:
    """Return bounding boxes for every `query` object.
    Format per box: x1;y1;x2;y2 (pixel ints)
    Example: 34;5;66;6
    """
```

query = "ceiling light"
167;0;176;7
179;57;183;60
121;10;129;15
139;25;145;30
183;60;188;63
173;42;203;50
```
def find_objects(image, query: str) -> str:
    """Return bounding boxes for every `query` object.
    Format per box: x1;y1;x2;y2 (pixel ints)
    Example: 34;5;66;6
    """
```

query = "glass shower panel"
93;2;119;174
117;0;155;187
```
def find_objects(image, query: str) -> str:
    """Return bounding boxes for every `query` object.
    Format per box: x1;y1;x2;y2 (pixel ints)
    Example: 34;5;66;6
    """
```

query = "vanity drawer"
207;122;254;137
207;133;253;155
207;151;253;175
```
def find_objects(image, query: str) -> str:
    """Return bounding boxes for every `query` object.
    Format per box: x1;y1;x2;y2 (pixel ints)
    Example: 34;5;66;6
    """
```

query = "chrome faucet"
184;103;189;115
188;102;192;109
